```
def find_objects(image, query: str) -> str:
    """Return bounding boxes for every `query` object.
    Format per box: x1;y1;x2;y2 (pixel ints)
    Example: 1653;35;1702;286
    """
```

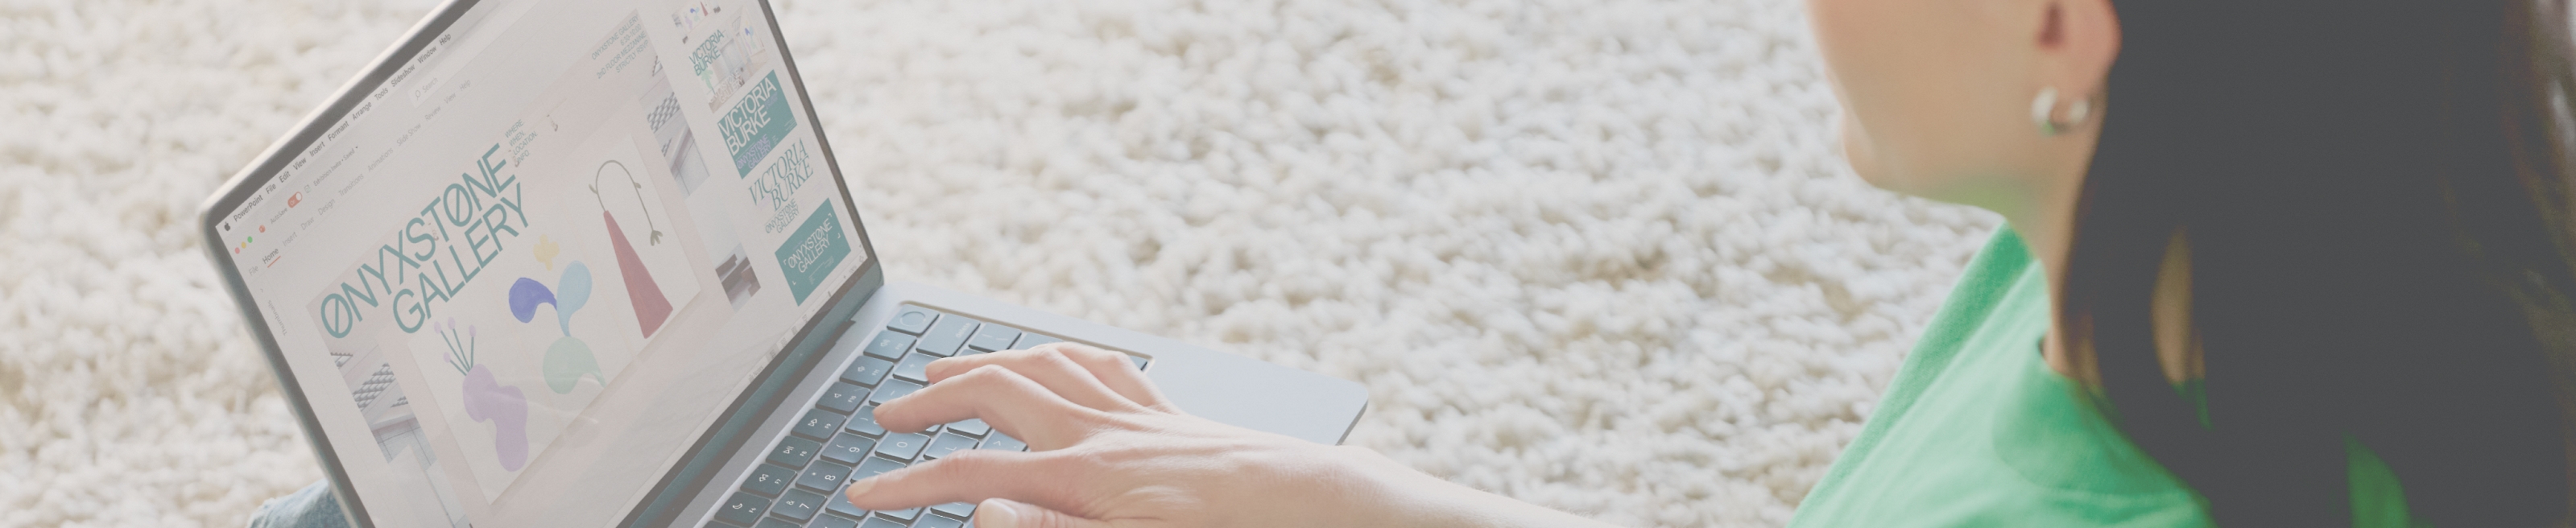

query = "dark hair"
2070;2;2576;526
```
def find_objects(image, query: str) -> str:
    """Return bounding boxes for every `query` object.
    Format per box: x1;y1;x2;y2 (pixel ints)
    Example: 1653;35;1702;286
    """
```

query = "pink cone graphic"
605;211;672;337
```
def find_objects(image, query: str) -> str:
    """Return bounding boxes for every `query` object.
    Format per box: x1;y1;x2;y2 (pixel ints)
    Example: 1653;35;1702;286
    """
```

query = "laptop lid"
196;0;877;525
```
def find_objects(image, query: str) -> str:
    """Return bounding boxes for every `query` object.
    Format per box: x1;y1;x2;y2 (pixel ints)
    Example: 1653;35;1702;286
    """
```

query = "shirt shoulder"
1788;225;2216;528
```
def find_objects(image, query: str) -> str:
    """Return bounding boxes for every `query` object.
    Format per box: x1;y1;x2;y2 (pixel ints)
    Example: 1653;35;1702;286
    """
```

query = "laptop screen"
209;0;867;525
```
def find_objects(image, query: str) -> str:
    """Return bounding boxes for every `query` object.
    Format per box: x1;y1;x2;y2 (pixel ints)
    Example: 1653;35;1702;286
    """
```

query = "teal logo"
719;72;796;176
773;200;850;304
688;31;726;77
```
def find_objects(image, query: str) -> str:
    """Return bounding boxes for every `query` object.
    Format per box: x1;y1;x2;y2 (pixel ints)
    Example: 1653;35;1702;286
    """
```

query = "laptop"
194;0;1370;526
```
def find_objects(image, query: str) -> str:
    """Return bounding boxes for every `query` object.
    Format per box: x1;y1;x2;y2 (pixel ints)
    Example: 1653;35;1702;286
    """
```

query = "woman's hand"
841;343;1611;528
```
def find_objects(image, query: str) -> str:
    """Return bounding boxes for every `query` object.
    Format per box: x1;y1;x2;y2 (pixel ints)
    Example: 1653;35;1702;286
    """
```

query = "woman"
254;0;2576;526
830;0;2576;526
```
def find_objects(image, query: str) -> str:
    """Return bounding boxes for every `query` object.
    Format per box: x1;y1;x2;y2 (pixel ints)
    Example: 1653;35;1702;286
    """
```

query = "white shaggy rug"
0;0;2000;526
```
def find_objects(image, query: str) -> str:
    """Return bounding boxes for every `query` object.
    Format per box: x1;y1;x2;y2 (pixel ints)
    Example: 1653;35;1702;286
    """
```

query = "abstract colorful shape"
507;278;556;326
435;318;529;472
436;318;477;377
507;262;593;336
605;212;674;337
555;262;593;332
461;363;530;472
543;336;605;394
534;235;562;270
507;262;604;394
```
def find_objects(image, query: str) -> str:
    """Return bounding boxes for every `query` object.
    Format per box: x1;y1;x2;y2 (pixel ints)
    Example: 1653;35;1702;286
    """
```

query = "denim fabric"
246;481;349;528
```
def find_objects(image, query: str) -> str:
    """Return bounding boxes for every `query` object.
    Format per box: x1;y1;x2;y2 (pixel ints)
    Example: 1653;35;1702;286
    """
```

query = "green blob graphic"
542;336;603;394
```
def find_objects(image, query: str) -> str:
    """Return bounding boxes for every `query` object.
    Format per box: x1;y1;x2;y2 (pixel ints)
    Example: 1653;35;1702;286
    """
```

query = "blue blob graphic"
555;262;593;336
507;278;555;324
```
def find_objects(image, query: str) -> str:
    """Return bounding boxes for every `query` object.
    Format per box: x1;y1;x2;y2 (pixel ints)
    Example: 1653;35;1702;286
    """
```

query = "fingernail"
978;498;1020;528
843;477;876;501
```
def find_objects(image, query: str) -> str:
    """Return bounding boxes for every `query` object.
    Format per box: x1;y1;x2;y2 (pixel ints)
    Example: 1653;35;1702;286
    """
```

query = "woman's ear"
2037;0;2121;101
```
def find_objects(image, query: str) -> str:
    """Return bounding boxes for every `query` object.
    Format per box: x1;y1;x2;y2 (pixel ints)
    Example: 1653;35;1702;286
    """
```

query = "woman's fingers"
860;345;1191;526
1039;343;1179;413
874;365;1096;449
921;345;1153;413
841;450;1087;518
977;497;1113;528
927;344;1178;413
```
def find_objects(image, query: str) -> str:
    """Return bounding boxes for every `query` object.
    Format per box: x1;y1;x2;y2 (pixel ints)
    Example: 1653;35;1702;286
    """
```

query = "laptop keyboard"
707;304;1147;528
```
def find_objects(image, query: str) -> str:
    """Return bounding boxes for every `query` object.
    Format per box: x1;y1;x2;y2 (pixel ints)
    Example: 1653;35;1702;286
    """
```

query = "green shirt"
1786;226;2424;527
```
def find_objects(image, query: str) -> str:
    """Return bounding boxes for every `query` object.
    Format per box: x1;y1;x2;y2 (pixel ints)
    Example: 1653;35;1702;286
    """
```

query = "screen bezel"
191;0;884;525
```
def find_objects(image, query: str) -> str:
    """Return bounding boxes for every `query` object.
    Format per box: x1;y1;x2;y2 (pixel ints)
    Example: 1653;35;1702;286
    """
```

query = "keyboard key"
716;493;771;526
914;514;965;528
854;456;908;481
916;316;982;356
877;502;922;522
849;456;923;522
817;382;868;414
966;324;1020;352
844;404;887;437
891;353;938;383
869;378;924;406
808;514;860;528
793;409;846;441
767;436;822;468
858;518;908;528
755;518;801;528
1011;333;1061;349
797;459;854;492
772;488;826;522
888;306;939;335
876;431;931;460
821;434;876;465
825;481;870;519
923;432;978;460
979;431;1027;452
862;333;915;361
742;464;799;497
841;357;895;387
946;418;989;437
930;501;977;520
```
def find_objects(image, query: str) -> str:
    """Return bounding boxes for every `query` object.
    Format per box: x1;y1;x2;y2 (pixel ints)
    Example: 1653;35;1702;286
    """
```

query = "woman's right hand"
840;343;1612;528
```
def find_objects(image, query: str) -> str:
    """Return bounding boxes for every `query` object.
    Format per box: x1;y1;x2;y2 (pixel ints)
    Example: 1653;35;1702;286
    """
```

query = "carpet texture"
0;0;2000;526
